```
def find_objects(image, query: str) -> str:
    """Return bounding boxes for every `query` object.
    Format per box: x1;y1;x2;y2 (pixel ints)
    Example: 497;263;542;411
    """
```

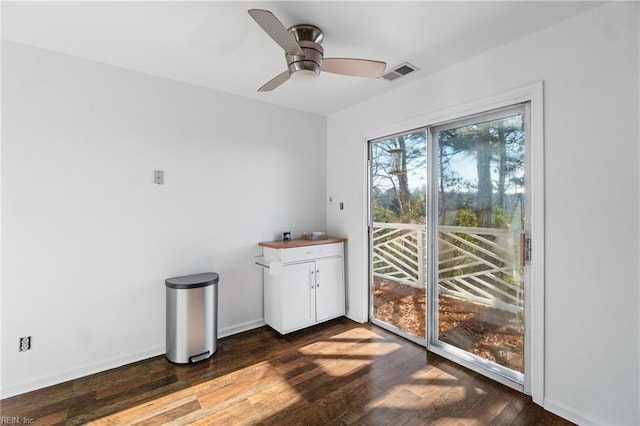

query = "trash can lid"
165;272;219;289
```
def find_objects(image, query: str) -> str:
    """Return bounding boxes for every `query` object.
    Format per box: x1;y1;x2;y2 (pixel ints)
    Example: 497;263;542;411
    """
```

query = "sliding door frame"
427;102;529;392
363;82;544;403
367;127;429;347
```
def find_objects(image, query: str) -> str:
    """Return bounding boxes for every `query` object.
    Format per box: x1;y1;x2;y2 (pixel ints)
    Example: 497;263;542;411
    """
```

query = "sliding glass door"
369;129;427;344
429;105;527;385
369;103;529;386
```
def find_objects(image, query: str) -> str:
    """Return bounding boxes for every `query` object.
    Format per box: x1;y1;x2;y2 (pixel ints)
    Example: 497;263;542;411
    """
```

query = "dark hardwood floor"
1;318;573;425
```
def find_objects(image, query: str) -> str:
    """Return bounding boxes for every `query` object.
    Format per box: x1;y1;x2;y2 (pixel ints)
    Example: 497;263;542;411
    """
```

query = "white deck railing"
372;222;524;313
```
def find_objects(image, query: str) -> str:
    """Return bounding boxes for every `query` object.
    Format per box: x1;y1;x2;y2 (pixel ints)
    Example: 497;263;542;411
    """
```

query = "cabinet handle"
316;269;320;287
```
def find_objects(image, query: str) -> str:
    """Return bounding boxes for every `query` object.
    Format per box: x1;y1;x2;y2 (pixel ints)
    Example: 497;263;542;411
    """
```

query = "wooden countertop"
258;237;347;249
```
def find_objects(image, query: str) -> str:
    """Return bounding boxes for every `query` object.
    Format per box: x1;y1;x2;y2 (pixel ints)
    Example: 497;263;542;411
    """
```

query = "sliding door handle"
520;233;531;266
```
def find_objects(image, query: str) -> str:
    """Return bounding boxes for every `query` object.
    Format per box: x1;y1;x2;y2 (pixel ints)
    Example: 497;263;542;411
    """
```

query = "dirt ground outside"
373;277;524;373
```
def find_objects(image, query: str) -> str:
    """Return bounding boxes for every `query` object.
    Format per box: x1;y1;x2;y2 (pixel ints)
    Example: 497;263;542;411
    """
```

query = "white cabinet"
281;261;315;331
260;239;345;334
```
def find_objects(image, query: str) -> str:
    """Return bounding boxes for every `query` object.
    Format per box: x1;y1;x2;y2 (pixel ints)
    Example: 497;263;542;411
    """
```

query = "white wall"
1;41;326;397
327;3;639;425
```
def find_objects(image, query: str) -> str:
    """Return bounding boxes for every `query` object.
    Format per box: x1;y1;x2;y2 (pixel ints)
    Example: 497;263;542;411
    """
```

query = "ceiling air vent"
382;62;420;82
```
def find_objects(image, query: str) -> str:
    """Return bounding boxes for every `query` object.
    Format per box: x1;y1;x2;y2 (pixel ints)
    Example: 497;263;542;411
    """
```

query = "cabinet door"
315;257;345;322
282;262;315;332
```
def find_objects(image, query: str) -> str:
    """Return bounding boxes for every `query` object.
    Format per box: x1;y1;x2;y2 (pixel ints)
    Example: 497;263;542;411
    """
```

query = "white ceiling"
2;1;602;116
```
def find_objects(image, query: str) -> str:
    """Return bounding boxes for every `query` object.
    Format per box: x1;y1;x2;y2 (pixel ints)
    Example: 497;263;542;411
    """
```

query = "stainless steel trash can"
165;272;219;364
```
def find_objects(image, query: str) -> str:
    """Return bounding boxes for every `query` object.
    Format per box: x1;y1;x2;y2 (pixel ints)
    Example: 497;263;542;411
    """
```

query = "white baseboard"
1;345;164;399
1;319;267;399
345;311;367;324
218;319;265;338
544;398;607;426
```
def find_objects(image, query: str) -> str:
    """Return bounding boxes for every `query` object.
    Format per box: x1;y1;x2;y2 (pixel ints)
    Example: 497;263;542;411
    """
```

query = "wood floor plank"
133;398;201;426
171;398;255;425
0;317;574;425
88;393;198;425
442;382;507;426
264;368;387;425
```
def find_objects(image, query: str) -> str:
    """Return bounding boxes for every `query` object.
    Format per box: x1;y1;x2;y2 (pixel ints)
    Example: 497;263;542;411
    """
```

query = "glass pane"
436;110;525;374
370;131;427;341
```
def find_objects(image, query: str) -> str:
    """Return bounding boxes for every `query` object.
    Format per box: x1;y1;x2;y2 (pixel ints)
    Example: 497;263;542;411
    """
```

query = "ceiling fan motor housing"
286;25;324;75
248;9;386;91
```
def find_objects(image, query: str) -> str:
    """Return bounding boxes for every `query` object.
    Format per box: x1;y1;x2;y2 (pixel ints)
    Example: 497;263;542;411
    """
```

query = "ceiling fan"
248;9;387;92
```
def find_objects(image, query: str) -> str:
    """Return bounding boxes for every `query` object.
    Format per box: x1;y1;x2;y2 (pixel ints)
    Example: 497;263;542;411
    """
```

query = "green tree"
438;115;524;227
371;132;426;223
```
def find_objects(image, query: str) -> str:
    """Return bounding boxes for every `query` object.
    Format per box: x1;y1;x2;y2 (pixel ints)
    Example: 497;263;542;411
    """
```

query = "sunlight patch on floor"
89;360;302;425
298;327;402;377
328;326;387;341
312;358;374;377
300;340;401;357
89;389;198;425
299;326;401;357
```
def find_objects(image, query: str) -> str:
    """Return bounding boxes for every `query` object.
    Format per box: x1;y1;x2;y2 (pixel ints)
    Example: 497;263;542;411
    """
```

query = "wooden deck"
373;278;524;373
0;318;571;425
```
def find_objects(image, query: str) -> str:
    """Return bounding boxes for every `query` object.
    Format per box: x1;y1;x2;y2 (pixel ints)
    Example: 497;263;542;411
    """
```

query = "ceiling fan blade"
248;9;304;56
258;70;291;92
322;58;387;78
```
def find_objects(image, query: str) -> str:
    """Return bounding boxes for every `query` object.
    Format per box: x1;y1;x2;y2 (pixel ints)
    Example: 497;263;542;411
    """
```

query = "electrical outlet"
19;336;31;352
